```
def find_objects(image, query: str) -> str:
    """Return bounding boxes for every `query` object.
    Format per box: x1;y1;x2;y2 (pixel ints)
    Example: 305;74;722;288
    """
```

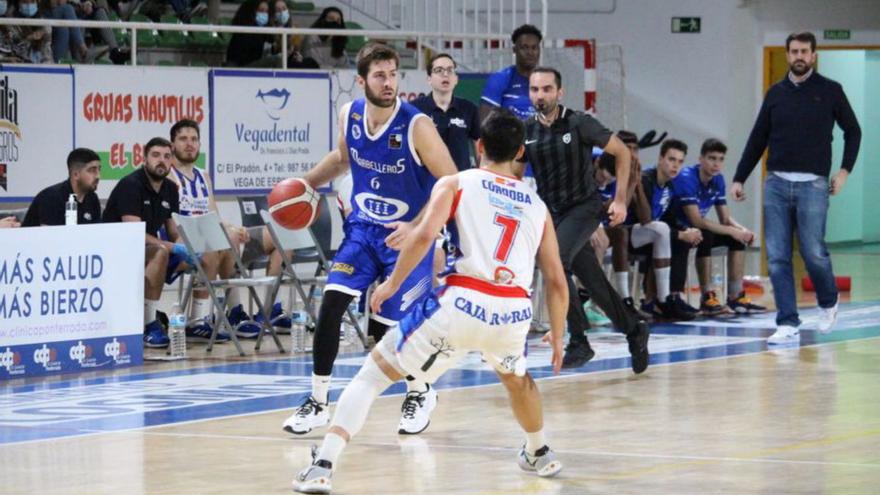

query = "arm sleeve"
467;103;481;140
733;93;772;184
715;176;727;205
116;183;144;219
833;83;862;173
480;71;508;107
576;114;613;149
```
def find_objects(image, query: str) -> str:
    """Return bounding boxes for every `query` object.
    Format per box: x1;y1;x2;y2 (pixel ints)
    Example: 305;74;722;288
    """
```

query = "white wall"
537;0;880;239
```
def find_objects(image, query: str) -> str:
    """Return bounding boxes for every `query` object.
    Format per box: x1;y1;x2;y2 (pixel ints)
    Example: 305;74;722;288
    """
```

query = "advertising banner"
74;65;209;199
0;222;144;379
0;66;74;201
210;70;332;194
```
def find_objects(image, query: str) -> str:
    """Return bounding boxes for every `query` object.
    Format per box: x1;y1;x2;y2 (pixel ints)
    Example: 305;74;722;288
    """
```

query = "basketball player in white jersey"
293;109;569;493
168;119;287;342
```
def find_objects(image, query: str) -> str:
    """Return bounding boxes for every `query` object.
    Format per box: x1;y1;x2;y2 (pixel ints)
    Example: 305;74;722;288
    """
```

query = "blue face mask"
0;1;8;16
20;2;38;17
275;10;289;25
255;12;269;26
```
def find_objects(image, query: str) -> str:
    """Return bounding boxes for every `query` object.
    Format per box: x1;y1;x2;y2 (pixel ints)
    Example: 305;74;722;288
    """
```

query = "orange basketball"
268;178;320;230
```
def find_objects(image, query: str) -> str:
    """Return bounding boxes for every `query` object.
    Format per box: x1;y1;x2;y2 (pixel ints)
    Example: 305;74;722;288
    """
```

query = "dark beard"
364;85;396;108
145;165;168;182
790;61;811;76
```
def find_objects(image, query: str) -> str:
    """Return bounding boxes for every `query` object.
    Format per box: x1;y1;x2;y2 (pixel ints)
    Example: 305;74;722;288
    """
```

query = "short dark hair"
426;53;456;76
67;148;100;172
531;66;562;89
170;119;200;141
616;130;639;147
511;24;542;44
660;138;688;157
597;152;616;177
144;137;173;156
700;138;727;156
356;43;399;78
786;31;817;52
481;109;525;163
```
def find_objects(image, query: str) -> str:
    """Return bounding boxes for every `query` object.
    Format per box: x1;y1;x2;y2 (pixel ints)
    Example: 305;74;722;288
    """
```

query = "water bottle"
290;311;308;353
65;194;77;226
712;272;723;292
169;303;187;358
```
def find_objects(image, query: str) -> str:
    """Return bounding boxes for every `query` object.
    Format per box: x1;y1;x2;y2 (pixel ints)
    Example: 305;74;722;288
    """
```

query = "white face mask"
275;10;289;25
255;12;269;26
20;2;38;17
0;1;8;16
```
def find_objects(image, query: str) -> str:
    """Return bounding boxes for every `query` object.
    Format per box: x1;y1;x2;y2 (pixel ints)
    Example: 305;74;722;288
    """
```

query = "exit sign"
824;29;851;40
672;17;701;33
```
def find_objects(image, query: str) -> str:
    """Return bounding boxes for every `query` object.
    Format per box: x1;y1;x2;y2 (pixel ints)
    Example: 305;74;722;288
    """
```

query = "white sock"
312;373;332;404
317;432;347;466
190;297;212;320
614;271;630;299
144;299;159;326
655;267;671;301
525;429;546;455
227;288;242;309
405;378;430;393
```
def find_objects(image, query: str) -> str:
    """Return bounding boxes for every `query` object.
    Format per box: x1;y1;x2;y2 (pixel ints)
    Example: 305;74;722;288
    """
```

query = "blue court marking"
1;301;879;445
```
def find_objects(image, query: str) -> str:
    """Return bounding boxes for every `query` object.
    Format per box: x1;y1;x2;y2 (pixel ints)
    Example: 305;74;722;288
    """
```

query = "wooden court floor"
1;248;879;494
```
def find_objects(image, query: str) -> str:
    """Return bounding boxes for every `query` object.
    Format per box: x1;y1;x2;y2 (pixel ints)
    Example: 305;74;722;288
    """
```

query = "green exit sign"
672;17;701;33
824;29;851;40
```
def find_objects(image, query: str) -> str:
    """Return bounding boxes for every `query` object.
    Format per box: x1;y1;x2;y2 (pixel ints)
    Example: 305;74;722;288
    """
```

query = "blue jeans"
48;4;85;62
763;174;838;327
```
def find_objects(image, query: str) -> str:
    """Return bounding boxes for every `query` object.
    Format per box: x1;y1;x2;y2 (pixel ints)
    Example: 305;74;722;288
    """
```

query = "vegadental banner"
0;222;144;379
209;70;332;194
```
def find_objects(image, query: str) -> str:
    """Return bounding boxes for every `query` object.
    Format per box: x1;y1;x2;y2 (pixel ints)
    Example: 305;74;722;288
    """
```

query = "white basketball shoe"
517;445;563;478
767;325;800;345
283;396;329;435
397;384;438;435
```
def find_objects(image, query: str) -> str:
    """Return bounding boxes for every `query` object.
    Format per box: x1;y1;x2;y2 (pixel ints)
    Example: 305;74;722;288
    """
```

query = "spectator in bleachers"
75;0;130;64
40;0;88;62
225;0;275;67
23;148;102;227
139;0;204;23
0;0;53;63
300;6;348;69
272;0;318;68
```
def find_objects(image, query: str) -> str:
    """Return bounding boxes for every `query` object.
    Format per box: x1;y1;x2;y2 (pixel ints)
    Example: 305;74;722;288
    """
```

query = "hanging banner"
0;222;144;379
74;65;209;199
210;70;332;194
0;66;74;201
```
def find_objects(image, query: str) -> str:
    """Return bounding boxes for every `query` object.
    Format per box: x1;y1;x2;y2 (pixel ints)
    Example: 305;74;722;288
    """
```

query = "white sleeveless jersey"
448;168;547;293
172;166;211;217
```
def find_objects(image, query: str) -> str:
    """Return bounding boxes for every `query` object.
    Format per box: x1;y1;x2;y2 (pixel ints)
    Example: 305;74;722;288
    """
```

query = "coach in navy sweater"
731;32;861;344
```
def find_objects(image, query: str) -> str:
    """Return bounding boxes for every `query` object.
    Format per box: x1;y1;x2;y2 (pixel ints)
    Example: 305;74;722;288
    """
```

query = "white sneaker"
517;445;563;478
398;384;438;435
767;325;800;345
293;456;333;494
817;302;839;334
283;396;329;435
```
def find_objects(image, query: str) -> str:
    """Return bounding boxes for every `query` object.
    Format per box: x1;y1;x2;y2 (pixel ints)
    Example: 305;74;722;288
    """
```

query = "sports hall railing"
0;17;518;71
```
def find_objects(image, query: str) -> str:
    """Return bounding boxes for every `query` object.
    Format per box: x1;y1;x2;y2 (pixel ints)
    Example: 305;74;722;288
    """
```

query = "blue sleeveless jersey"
343;98;436;226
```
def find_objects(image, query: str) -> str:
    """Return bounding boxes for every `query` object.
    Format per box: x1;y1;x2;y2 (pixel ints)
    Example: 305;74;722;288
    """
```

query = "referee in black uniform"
519;67;649;372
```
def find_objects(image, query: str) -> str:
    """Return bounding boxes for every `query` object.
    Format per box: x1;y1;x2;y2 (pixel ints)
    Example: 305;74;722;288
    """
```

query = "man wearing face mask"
300;6;349;69
0;0;52;64
23;148;102;227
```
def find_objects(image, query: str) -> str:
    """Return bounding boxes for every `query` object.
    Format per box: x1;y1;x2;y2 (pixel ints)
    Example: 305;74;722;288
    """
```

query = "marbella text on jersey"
349;148;406;174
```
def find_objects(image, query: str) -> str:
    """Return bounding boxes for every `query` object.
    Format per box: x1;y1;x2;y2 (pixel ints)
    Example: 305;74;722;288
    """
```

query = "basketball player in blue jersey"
282;43;458;437
480;24;542;122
